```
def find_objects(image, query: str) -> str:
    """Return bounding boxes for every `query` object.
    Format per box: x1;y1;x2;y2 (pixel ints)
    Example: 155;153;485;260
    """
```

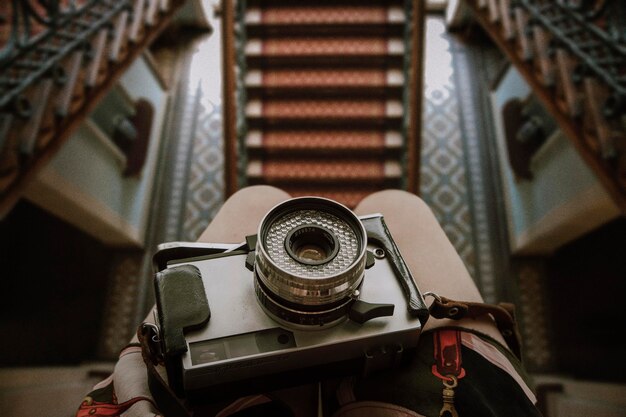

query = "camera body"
152;197;429;402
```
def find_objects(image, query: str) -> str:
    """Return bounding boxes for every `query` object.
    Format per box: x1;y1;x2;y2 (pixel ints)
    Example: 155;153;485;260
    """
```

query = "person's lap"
189;185;532;415
197;185;506;343
81;185;535;417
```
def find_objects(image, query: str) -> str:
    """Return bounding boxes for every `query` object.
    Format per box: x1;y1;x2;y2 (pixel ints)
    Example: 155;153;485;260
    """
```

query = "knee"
226;185;291;206
355;189;432;217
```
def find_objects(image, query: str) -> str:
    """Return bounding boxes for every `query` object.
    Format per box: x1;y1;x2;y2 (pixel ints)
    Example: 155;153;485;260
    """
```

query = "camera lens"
285;224;339;265
254;197;367;327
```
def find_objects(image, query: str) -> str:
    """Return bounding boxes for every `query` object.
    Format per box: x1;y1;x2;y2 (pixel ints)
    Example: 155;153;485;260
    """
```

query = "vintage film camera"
151;197;429;402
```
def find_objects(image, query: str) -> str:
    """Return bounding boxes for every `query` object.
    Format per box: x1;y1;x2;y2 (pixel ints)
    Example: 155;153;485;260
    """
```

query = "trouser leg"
354;190;506;345
197;185;292;243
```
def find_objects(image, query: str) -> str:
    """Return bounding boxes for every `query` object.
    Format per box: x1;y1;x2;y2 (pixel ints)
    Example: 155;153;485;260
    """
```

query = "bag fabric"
328;329;540;417
76;328;541;417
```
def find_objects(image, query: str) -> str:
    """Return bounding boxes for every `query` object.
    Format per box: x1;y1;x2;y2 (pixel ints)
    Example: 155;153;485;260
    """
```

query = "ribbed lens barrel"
254;197;367;326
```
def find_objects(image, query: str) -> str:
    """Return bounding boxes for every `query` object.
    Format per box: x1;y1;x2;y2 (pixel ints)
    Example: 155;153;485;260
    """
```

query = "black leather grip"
360;215;429;324
154;264;211;357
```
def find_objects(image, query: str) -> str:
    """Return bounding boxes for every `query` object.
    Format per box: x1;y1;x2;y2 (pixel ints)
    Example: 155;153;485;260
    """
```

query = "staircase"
464;0;626;213
0;0;185;217
223;0;425;208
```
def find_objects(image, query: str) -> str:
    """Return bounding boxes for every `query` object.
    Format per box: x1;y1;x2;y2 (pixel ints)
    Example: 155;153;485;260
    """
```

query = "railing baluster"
19;79;53;156
109;9;129;62
129;0;146;42
555;49;582;117
499;0;516;40
85;28;108;88
488;0;500;22
531;25;554;86
54;50;84;117
514;8;533;61
583;77;617;160
146;0;159;27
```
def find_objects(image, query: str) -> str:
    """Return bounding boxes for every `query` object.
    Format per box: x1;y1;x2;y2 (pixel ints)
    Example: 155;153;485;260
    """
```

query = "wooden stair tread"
246;130;402;154
245;5;405;36
247;159;402;181
246;5;404;25
245;68;404;98
246;37;404;57
247;69;403;88
246;99;403;118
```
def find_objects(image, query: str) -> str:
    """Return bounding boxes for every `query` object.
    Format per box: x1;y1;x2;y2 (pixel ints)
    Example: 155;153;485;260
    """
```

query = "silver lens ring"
255;197;367;306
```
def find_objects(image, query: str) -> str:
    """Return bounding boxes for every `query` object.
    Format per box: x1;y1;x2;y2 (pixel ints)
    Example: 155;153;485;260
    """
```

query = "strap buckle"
140;322;164;364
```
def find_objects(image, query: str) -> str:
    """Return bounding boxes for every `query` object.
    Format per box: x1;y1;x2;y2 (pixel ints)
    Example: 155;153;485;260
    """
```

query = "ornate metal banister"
0;0;183;217
0;1;132;111
466;0;626;213
516;0;626;116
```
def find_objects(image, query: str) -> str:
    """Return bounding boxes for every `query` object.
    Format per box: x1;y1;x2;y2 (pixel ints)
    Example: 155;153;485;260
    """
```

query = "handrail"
0;0;184;217
0;1;131;111
516;0;626;115
465;0;626;213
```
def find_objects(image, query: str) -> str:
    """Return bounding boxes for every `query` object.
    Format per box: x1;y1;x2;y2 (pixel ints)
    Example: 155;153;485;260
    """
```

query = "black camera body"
151;197;428;402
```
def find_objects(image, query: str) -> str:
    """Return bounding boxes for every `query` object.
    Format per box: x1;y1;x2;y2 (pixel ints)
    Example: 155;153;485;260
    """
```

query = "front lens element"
285;224;339;265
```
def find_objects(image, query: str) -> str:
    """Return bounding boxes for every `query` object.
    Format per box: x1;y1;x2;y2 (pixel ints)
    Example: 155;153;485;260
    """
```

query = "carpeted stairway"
238;0;415;208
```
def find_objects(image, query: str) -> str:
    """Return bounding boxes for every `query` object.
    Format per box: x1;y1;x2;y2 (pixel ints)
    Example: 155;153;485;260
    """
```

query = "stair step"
245;68;403;98
245;37;404;68
246;0;404;7
246;159;402;183
246;99;402;118
246;37;404;56
246;5;404;25
246;129;402;155
247;68;403;88
246;99;403;129
245;5;404;36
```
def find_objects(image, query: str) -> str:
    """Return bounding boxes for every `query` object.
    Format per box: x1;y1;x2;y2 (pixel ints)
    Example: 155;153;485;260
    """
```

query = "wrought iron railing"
469;0;626;212
0;0;182;216
1;1;129;110
516;0;626;156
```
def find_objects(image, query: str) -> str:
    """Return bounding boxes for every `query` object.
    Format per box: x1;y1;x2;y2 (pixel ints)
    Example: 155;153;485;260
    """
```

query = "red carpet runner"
240;0;414;208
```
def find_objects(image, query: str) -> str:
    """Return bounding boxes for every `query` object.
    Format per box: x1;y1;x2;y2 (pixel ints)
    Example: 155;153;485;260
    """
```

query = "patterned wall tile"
183;100;225;242
421;17;478;281
97;253;144;358
512;259;555;371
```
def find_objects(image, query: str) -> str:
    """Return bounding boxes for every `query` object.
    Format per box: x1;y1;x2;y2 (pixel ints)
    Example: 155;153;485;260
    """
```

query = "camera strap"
425;293;522;360
138;324;193;417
